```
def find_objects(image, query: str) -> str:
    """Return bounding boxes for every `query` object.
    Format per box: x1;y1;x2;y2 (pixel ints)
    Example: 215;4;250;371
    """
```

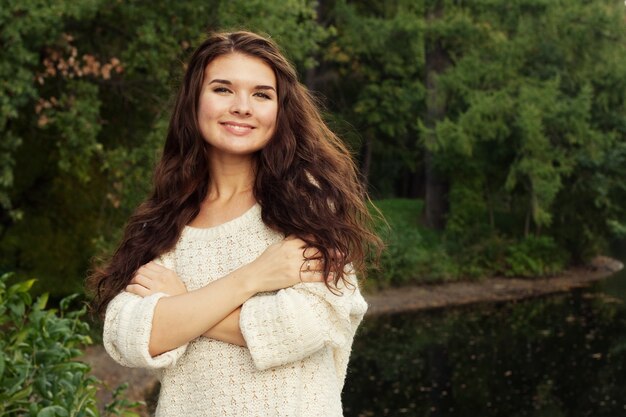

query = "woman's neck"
188;153;257;228
206;152;256;203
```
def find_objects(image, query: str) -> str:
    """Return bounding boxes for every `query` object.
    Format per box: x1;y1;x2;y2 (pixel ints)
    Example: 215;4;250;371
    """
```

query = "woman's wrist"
227;263;260;300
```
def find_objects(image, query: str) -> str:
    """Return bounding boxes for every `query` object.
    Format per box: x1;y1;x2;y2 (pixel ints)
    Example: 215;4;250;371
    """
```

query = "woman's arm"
202;307;246;346
103;259;249;369
146;268;253;356
239;273;367;375
122;236;323;357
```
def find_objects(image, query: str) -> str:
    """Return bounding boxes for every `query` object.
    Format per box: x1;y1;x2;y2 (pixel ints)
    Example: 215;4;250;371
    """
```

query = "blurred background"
1;0;626;416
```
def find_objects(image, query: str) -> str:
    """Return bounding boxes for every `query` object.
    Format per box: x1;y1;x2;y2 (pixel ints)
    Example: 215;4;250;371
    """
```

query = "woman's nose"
230;95;251;116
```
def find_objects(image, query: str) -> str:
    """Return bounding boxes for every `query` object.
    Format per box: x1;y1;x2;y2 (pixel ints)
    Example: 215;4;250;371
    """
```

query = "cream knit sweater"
103;203;368;416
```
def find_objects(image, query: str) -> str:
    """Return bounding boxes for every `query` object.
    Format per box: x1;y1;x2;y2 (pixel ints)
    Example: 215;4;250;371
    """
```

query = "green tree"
428;0;626;261
0;0;329;296
323;0;425;197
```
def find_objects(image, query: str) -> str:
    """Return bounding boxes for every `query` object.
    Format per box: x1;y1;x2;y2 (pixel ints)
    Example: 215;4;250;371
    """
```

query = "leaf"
59;293;80;312
34;293;49;311
7;279;36;296
8;301;25;319
37;405;69;417
8;386;32;402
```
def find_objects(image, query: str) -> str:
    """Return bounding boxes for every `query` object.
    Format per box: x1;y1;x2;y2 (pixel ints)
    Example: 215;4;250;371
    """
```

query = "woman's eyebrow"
208;79;232;85
208;79;276;92
256;85;276;92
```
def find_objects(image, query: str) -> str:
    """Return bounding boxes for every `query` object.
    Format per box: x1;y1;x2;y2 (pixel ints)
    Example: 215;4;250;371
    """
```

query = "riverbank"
365;255;624;316
83;256;623;415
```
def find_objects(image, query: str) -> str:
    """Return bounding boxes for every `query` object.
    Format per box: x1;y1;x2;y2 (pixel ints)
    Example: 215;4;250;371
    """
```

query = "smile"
221;122;255;133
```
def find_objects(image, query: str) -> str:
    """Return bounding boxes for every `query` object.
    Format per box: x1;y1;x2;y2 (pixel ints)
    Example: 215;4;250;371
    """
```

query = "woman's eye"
213;87;232;94
254;92;272;100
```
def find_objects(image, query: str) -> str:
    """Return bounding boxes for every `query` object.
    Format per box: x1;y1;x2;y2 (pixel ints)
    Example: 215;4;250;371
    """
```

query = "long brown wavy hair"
88;31;382;317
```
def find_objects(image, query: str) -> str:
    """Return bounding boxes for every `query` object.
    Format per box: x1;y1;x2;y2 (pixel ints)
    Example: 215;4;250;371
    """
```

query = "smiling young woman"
88;31;382;417
197;53;278;158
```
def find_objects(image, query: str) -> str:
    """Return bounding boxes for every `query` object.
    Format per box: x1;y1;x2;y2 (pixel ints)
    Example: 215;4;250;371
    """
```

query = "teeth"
225;123;251;132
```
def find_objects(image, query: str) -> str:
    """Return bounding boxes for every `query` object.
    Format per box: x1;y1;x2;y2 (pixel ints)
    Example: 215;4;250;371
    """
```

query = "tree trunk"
424;151;447;229
423;1;451;230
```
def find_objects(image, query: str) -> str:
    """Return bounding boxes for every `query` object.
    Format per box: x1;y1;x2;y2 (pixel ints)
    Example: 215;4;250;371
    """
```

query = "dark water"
344;268;626;417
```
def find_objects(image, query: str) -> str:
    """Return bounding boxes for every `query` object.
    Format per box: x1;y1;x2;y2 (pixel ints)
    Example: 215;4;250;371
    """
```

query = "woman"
89;31;381;416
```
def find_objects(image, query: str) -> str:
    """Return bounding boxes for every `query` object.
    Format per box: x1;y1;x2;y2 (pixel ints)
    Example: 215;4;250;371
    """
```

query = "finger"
126;283;151;297
144;261;169;272
303;246;322;259
300;270;332;283
301;259;322;272
138;262;166;276
131;273;152;287
137;263;165;279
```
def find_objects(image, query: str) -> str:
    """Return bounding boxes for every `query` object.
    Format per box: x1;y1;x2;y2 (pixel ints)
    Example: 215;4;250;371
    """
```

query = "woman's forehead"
204;53;276;88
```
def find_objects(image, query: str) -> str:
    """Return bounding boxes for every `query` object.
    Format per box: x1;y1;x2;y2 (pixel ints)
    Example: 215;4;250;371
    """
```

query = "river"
343;265;626;417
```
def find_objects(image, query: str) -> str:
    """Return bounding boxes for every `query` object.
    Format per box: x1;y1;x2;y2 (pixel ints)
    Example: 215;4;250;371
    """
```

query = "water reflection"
345;286;626;417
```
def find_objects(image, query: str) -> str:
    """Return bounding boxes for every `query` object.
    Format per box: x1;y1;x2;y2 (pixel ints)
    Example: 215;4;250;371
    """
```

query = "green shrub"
454;235;568;279
0;273;139;416
369;199;457;288
453;234;510;279
504;236;568;277
370;199;568;286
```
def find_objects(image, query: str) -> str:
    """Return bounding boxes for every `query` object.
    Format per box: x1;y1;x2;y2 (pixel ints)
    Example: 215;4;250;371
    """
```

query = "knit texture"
103;203;368;416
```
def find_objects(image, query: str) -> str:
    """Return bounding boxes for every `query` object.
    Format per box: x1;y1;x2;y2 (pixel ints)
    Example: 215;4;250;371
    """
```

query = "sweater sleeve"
102;252;188;369
239;273;367;378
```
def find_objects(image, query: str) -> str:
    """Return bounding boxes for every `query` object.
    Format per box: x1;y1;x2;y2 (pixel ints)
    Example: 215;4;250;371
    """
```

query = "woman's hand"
240;235;330;294
126;261;188;297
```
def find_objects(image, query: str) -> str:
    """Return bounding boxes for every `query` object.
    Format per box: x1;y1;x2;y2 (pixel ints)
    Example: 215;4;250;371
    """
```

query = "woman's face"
197;53;278;158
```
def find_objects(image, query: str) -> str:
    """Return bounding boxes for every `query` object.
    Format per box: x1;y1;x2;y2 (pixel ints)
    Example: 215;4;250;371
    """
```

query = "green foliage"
370;199;457;288
504;236;567;278
454;234;568;279
325;0;425;195
0;0;625;296
0;273;139;416
0;0;330;296
433;0;626;255
217;0;329;70
0;0;100;216
372;199;567;284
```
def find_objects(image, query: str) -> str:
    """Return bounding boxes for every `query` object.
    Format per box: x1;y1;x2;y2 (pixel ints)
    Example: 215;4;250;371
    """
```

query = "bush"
0;273;139;416
504;236;568;277
454;235;568;279
369;199;457;288
370;199;568;286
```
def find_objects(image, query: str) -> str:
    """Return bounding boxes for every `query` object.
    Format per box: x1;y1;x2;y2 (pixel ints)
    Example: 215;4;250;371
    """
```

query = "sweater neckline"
183;203;261;238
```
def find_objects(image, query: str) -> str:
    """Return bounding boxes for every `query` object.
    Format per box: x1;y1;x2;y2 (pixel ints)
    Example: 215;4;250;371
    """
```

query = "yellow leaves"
34;33;123;128
36;33;124;85
35;96;56;114
37;115;50;127
35;97;59;127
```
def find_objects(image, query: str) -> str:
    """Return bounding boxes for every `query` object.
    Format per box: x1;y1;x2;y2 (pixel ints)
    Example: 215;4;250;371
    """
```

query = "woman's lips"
220;121;255;135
